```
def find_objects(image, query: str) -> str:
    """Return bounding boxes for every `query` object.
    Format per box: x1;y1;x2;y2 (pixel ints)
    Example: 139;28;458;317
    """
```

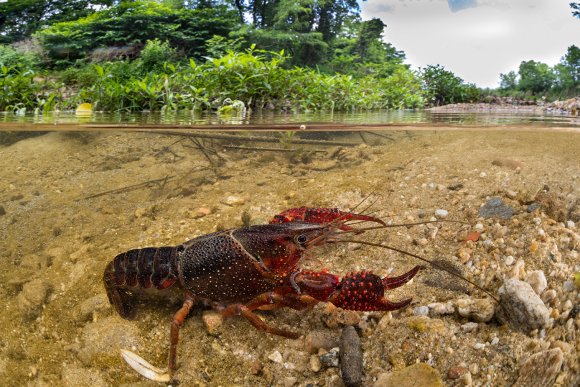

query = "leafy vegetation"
498;45;579;99
0;0;577;113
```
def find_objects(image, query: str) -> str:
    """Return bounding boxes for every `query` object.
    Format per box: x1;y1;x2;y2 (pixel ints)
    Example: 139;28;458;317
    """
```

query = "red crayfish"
103;207;430;382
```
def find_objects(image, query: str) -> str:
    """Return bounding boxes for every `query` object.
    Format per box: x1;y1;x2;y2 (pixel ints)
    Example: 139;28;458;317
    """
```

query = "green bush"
0;44;41;71
139;39;175;72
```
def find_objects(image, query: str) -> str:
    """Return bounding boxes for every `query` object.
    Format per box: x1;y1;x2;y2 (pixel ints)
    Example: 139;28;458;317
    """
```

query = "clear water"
0;111;578;385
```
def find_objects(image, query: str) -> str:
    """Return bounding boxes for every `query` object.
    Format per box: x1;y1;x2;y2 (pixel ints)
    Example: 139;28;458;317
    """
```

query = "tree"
553;45;579;95
0;0;115;44
419;64;479;105
517;60;555;94
34;1;239;65
571;2;580;18
499;70;517;90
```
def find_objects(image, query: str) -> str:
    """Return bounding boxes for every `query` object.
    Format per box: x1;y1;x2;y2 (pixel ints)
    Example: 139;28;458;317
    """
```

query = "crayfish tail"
104;260;137;319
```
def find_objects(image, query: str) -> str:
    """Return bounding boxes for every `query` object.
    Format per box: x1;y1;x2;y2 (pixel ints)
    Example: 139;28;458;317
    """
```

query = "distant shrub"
139;39;175;71
0;44;41;71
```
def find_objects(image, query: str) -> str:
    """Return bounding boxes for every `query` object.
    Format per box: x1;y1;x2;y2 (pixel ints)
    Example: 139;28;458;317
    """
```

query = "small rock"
374;363;443;387
413;306;430;316
473;342;485;350
320;348;340;368
268;351;283;363
464;232;480;242
562;280;574;292
524;271;548;295
479;197;514;219
194;207;212;218
305;332;339;354
513;348;563;387
428;302;455;317
461;322;479;332
447;365;469;380
504;255;515;266
17;279;52;321
527;203;541;213
249;360;262;375
202;310;223;336
283;376;297;387
339;326;363;387
455;298;495;322
310;354;322;372
497;279;550;332
223;195;245;206
434;209;448;219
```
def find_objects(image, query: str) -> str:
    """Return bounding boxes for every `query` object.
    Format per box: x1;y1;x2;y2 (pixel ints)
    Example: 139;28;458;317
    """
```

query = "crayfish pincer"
103;207;421;382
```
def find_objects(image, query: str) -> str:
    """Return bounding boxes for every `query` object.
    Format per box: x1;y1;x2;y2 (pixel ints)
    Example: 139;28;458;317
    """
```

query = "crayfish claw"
121;349;171;383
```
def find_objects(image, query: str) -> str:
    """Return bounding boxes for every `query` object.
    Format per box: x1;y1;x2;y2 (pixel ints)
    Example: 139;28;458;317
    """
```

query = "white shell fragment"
120;349;171;383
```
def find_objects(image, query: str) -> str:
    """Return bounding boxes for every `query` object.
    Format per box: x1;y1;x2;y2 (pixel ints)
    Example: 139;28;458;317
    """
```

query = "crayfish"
104;206;479;382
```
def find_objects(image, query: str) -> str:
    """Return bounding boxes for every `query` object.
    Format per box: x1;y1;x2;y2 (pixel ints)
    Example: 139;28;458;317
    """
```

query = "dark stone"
527;203;541;213
479;197;514;219
339;326;363;387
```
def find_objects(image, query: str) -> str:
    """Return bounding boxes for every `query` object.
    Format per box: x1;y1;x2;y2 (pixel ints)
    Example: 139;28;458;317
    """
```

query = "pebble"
527;203;541;213
434;209;448;219
473;342;485;350
479;197;514;219
320;348;340;368
339;326;363;387
497;279;550;332
413;306;430;316
513;348;563;387
223;195;245;206
268;351;283;363
202;310;223;336
310;354;322;372
562;280;574;292
17;279;52;321
455;298;495;322
524;271;548;295
461;322;479;332
374;363;443;387
305;332;338;354
283;376;297;387
447;365;469;380
504;255;515;266
427;302;455;317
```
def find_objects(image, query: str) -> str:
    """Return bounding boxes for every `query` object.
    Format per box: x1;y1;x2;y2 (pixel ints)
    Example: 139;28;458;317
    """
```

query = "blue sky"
361;0;580;88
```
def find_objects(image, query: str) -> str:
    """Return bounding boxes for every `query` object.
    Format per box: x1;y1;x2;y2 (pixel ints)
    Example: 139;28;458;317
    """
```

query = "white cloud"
362;0;580;88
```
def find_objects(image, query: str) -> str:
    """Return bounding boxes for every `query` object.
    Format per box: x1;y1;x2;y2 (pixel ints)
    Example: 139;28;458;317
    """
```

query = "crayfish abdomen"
104;246;181;318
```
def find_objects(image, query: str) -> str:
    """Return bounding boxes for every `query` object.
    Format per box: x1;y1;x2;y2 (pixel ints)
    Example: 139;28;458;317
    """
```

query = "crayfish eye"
296;234;308;244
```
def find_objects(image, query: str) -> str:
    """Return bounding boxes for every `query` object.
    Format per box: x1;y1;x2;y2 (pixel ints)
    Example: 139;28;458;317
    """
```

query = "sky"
360;0;580;88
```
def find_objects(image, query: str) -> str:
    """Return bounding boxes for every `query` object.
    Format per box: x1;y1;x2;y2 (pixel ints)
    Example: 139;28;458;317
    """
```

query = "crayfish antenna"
121;349;171;383
339;239;500;304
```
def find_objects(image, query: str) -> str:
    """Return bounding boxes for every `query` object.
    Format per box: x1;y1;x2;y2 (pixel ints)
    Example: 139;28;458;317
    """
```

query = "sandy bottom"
0;128;578;386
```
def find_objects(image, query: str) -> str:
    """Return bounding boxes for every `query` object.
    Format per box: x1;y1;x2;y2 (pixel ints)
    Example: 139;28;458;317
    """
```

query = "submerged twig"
79;175;175;200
